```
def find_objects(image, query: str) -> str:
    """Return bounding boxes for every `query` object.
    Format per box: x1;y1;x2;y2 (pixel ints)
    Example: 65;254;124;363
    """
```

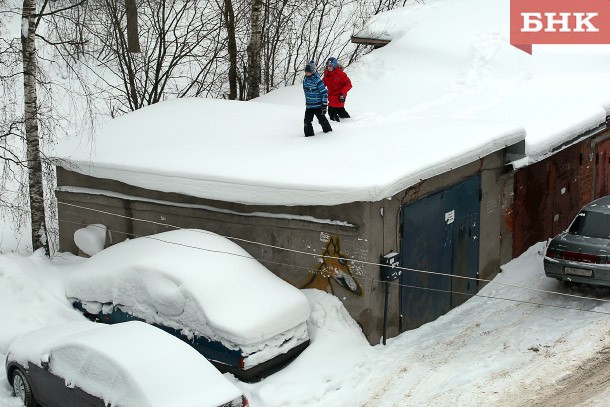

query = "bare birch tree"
124;0;140;53
245;0;262;100
21;0;49;254
71;0;227;114
0;0;90;254
223;0;238;100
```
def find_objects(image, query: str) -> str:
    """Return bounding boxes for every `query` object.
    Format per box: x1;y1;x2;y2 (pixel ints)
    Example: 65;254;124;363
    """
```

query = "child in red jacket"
323;57;352;122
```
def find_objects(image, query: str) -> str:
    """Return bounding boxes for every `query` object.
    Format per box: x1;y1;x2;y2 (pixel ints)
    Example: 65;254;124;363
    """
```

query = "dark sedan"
544;196;610;286
6;321;247;407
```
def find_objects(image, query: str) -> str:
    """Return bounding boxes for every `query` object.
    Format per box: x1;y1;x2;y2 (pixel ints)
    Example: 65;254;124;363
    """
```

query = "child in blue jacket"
303;61;332;137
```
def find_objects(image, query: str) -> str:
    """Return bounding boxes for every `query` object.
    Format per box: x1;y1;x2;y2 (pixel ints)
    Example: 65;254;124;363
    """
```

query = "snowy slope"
263;0;610;166
262;0;610;166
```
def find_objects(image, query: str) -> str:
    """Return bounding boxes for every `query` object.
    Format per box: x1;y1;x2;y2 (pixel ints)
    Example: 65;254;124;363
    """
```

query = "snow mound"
7;321;243;407
0;251;84;353
65;229;311;347
243;289;373;406
73;224;106;256
304;289;366;341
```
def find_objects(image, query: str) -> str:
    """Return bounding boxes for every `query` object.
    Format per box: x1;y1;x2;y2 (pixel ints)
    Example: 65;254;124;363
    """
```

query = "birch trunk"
223;0;238;100
125;0;141;53
246;0;263;100
21;0;49;255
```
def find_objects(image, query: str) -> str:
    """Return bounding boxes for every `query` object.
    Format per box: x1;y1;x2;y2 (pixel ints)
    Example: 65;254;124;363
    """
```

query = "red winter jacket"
323;67;352;108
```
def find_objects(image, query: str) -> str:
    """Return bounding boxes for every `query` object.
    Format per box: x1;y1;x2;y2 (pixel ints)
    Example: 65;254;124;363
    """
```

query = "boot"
320;118;333;133
338;108;351;119
328;107;340;122
304;123;314;137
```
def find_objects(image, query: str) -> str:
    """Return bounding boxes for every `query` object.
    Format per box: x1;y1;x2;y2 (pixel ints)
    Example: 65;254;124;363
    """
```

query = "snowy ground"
1;242;609;406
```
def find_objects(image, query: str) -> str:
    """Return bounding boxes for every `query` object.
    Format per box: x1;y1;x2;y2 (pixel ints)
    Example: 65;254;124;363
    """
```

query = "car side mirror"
40;354;50;370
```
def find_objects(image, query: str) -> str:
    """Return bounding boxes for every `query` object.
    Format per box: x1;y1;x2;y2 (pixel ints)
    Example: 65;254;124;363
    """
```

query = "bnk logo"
510;0;610;54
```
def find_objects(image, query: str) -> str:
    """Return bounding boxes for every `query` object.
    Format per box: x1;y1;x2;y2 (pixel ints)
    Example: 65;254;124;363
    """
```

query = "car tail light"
546;248;605;263
242;396;249;407
238;356;245;369
562;251;599;263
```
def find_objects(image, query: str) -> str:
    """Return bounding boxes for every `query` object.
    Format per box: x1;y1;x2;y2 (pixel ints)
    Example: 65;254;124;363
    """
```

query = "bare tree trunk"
223;0;238;100
246;0;262;100
125;0;141;53
21;0;49;255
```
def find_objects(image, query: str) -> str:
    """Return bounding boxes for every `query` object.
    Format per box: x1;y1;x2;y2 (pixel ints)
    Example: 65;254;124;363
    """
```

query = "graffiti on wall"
301;234;362;296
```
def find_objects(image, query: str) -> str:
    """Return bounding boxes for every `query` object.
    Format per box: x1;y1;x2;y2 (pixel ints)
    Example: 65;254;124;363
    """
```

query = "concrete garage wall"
56;147;513;344
56;167;386;341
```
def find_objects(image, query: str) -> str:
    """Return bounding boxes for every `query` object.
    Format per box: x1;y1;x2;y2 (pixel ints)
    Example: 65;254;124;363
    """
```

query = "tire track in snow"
357;302;540;406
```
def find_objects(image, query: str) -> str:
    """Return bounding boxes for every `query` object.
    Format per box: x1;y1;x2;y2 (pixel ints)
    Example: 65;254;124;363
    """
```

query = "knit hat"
326;57;339;69
304;61;316;73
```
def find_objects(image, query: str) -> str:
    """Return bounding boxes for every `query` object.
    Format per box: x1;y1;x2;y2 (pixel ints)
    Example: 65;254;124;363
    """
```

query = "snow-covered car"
65;229;311;380
544;196;610;286
5;321;247;407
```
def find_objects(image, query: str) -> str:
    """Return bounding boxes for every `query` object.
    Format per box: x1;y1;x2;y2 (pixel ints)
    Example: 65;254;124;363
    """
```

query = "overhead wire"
57;200;610;305
59;217;610;316
57;205;610;316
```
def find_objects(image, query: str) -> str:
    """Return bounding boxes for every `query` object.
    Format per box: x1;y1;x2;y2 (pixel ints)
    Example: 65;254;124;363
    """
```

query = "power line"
57;200;610;305
59;217;319;276
391;280;610;316
58;216;610;317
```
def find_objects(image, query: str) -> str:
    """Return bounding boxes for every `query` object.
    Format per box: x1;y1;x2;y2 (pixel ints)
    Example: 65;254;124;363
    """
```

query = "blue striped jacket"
303;72;328;109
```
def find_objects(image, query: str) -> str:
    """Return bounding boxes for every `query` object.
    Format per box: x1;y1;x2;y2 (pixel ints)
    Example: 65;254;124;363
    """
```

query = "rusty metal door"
513;143;582;256
595;138;610;198
400;175;480;331
551;148;581;235
513;161;553;257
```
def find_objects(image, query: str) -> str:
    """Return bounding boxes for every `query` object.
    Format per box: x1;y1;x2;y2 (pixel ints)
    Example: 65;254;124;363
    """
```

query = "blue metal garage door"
400;175;481;331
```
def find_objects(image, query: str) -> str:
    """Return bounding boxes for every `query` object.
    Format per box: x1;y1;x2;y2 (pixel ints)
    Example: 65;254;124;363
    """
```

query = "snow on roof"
54;0;610;206
54;97;524;205
7;321;243;407
65;229;310;346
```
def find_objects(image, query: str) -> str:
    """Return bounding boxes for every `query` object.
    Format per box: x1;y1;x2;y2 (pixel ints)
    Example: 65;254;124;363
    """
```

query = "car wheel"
12;369;34;407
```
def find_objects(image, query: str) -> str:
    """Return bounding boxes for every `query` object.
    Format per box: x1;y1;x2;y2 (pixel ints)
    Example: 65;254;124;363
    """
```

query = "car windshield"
568;210;610;238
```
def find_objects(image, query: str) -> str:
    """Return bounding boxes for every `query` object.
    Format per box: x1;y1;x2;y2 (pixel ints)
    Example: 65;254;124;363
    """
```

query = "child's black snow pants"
328;106;350;122
304;108;332;137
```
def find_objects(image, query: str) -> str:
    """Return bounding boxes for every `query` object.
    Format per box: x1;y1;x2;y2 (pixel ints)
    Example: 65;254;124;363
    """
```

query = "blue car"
66;229;311;381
